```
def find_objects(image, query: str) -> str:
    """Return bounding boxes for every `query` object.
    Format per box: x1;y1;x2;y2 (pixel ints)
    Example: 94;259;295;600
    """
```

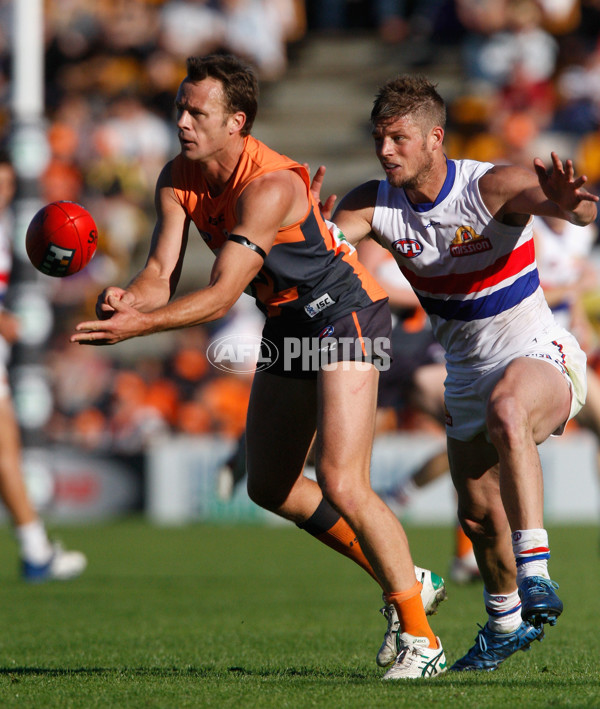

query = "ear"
229;111;247;135
429;125;445;152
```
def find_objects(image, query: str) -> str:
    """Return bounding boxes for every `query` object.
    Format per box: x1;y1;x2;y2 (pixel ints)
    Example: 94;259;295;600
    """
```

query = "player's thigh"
316;362;379;486
246;370;317;492
488;357;571;442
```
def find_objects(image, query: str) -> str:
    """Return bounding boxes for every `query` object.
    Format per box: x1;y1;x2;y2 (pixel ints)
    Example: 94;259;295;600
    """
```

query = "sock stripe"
516;552;550;566
519;546;550;555
485;602;521;618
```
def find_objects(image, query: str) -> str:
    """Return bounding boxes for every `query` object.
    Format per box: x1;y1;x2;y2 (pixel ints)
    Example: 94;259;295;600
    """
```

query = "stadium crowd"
2;0;600;454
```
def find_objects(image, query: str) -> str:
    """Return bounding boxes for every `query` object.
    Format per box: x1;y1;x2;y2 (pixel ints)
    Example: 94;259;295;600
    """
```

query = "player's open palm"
534;151;598;212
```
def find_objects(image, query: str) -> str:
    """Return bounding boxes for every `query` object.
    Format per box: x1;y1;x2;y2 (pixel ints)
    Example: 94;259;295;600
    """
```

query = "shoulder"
242;166;305;199
477;162;536;195
337;180;380;211
236;165;308;224
158;157;184;190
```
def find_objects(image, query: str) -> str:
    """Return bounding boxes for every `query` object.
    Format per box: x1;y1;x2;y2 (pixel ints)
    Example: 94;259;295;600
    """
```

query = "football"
26;201;98;277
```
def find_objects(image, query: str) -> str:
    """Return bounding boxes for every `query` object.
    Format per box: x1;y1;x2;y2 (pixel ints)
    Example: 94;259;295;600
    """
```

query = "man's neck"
404;155;450;207
198;136;246;197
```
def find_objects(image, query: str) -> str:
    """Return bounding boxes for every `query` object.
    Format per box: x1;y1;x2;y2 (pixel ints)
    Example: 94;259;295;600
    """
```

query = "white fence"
146;430;600;526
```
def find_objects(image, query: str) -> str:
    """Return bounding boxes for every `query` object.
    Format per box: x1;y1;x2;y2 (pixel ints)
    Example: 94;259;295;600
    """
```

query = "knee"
317;467;362;518
246;476;286;512
458;504;509;544
486;393;529;449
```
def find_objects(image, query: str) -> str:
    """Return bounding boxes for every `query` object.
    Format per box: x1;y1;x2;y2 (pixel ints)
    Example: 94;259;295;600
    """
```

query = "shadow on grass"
0;666;599;687
0;666;372;680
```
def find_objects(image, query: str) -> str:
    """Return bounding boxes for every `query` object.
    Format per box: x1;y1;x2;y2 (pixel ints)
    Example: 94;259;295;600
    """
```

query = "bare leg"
316;362;417;593
447;433;515;593
246;371;323;520
0;395;38;526
486;358;571;530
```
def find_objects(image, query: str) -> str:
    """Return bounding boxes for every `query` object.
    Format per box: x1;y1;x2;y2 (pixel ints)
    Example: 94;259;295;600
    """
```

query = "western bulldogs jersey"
371;158;558;375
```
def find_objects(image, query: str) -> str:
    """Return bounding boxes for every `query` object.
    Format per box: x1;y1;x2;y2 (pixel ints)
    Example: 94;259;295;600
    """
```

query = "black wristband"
228;233;267;261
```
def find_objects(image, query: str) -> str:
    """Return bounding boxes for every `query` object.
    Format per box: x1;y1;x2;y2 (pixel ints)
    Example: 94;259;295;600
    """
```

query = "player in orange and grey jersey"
72;54;447;678
171;134;384;326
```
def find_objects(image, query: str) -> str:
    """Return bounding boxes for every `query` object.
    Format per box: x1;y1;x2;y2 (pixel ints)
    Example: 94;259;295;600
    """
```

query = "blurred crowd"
1;0;600;454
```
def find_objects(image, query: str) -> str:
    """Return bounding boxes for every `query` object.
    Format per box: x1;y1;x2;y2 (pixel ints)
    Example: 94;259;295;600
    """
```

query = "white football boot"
382;633;447;680
376;566;447;667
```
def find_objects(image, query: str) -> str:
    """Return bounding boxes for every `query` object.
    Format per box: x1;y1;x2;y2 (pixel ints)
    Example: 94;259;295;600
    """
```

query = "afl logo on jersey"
319;325;335;338
392;239;422;258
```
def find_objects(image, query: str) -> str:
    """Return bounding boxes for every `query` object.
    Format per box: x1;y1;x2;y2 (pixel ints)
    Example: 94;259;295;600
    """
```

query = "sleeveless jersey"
371;158;558;374
171;135;385;329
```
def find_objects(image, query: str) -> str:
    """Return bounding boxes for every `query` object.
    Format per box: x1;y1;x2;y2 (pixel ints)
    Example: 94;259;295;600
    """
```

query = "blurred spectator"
309;0;445;43
159;0;304;80
459;0;559;88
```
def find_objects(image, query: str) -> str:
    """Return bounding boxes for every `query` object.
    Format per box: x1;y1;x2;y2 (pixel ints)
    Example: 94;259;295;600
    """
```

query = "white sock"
15;520;53;564
484;588;522;633
512;528;550;585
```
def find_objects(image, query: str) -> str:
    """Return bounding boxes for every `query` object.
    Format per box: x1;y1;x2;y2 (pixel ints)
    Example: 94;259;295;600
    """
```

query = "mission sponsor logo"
392;238;423;258
450;226;491;257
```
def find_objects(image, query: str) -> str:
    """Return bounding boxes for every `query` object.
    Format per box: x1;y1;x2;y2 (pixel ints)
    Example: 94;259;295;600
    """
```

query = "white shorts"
444;329;587;442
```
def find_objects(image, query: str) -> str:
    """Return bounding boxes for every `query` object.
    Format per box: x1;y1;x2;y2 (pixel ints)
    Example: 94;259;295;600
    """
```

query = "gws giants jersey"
171;136;386;328
371;159;558;374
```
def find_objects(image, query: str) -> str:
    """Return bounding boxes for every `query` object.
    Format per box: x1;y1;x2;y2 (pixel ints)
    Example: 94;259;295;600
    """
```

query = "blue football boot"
519;576;563;627
450;622;544;672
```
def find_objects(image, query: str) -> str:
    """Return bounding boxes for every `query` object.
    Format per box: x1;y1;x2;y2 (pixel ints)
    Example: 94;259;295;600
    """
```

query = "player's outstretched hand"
72;295;151;345
304;163;337;220
95;286;136;320
534;152;599;213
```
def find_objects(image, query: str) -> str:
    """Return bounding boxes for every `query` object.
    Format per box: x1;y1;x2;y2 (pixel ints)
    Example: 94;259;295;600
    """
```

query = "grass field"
0;520;597;708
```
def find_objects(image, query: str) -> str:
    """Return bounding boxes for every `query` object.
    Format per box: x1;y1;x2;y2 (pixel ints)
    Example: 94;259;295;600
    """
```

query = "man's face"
175;78;234;162
372;114;434;190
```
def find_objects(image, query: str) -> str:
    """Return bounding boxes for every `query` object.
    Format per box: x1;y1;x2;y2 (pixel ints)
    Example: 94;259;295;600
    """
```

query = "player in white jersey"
311;74;597;674
0;155;86;582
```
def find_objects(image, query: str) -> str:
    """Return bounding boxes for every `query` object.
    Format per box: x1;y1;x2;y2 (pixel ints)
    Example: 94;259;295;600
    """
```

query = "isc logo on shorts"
392;239;422;258
304;292;336;318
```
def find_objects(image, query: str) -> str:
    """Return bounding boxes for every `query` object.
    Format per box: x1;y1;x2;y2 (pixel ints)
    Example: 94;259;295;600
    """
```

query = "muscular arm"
480;152;598;227
95;162;190;320
331;180;380;247
72;168;308;345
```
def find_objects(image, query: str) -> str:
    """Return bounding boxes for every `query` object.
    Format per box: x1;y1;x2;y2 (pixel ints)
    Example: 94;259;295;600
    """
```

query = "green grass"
0;520;597;708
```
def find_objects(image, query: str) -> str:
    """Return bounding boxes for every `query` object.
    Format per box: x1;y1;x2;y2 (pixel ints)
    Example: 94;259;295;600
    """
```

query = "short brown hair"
371;75;446;136
185;54;258;136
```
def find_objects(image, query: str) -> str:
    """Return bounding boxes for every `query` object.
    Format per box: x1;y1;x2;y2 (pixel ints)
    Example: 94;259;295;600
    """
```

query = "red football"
26;201;98;277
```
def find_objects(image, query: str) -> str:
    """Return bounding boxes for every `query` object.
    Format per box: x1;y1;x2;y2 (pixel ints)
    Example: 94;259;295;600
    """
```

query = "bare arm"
95;162;190;320
331;180;380;247
72;169;307;345
357;239;420;309
480;152;598;227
